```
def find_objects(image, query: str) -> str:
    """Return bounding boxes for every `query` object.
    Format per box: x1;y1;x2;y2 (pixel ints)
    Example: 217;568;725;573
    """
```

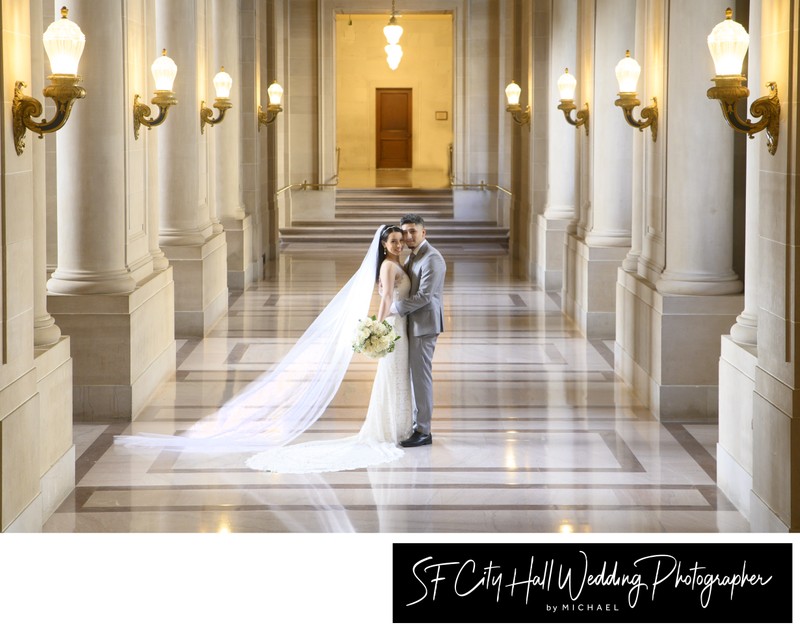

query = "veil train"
115;226;386;453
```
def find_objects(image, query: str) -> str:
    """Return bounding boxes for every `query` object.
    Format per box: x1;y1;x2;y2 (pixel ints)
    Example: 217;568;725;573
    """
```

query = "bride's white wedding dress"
244;265;413;473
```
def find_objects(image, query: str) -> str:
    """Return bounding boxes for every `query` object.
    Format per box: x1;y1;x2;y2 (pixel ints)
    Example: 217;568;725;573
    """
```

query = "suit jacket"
395;241;446;337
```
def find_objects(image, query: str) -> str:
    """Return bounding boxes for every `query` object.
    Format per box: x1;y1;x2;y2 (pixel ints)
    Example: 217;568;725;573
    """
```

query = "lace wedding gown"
245;265;413;473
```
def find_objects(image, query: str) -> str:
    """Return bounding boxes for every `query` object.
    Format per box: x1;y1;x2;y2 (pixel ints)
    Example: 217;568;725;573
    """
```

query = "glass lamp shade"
557;68;577;100
505;81;522;106
707;8;749;76
42;7;85;75
385;44;403;70
213;67;233;99
384;21;403;45
267;81;284;106
152;49;178;91
615;50;641;93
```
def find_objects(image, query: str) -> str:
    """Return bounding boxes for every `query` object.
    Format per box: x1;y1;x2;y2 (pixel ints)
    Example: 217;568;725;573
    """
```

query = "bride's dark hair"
376;224;404;281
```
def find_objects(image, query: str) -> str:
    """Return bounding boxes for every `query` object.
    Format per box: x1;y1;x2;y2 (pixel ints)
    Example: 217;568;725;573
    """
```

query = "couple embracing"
244;213;446;473
372;214;446;449
117;214;446;474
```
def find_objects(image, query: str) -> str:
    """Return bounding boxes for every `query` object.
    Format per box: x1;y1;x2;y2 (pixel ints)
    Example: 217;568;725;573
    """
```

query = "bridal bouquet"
352;316;400;359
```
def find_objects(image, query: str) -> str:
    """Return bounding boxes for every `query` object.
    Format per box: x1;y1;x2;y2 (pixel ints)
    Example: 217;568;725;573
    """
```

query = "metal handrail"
450;180;512;196
276;148;341;196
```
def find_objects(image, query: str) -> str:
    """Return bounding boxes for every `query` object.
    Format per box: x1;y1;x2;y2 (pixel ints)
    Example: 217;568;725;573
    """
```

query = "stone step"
335;188;454;218
284;186;506;247
336;187;452;198
335;208;455;220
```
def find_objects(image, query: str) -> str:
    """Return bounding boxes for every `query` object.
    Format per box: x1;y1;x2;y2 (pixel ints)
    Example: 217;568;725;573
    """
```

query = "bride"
116;224;413;473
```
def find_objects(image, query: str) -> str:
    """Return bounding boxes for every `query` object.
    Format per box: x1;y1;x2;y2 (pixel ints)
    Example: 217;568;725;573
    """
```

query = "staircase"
279;187;509;248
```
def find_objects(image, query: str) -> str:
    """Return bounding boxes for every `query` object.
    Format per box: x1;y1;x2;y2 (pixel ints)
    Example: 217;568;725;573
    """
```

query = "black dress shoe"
400;431;432;448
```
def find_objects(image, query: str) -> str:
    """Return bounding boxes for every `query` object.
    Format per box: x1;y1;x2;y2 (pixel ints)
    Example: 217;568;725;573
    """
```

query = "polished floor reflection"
44;243;749;533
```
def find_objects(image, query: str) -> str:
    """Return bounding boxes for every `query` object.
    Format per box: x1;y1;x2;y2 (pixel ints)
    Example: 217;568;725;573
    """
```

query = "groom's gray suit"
394;240;446;435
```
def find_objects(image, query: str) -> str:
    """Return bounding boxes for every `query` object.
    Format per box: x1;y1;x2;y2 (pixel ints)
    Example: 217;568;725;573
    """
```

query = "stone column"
211;0;253;289
537;0;577;291
156;0;228;336
46;4;137;296
656;2;741;297
47;0;176;421
562;0;633;338
584;1;633;249
615;0;743;419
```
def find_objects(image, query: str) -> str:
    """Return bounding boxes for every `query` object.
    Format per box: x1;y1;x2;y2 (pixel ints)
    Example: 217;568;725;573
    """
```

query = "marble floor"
44;243;750;535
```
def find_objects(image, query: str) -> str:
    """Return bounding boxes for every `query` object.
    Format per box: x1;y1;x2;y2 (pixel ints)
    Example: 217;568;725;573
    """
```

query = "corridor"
44;242;749;534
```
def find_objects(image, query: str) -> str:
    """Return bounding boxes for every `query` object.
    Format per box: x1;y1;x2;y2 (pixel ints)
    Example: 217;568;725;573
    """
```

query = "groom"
391;213;446;447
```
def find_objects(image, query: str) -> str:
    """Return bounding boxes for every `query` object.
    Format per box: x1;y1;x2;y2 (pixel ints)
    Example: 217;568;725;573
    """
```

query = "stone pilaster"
717;0;761;521
749;0;800;532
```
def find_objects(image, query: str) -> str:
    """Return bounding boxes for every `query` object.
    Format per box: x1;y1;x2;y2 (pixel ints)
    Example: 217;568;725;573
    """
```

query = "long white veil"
115;226;385;452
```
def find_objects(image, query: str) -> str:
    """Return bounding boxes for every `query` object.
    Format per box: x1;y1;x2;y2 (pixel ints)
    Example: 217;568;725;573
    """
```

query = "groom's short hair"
400;213;424;227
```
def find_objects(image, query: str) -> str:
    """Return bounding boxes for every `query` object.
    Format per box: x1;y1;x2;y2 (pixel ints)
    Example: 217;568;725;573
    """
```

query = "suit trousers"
408;332;439;434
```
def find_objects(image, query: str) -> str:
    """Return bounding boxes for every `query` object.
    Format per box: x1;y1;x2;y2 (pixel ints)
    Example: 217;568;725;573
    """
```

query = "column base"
535;215;571;291
162;231;228;337
222;214;254;290
615;268;743;418
562;233;627;338
47;267;177;421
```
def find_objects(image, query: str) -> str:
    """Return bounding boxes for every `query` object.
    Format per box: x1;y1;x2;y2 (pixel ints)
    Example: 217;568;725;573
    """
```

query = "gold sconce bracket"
133;90;177;140
257;103;283;130
506;103;531;127
614;93;658;142
557;99;589;135
707;78;780;155
200;98;232;134
13;76;85;156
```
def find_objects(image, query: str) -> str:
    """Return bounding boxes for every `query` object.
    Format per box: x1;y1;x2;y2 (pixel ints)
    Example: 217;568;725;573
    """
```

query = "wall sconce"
257;81;284;129
556;68;589;135
706;8;780;155
133;49;178;140
505;81;531;127
614;50;657;142
13;6;86;156
200;67;233;134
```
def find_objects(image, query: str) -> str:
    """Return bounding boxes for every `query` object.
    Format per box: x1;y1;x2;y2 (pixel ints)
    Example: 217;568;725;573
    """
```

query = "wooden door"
376;88;412;169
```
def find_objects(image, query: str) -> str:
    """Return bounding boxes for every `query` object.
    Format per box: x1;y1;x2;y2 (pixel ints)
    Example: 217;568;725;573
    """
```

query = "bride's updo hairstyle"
376;224;403;281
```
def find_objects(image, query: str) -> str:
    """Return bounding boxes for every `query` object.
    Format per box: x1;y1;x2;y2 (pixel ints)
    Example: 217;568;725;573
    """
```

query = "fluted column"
156;0;212;246
656;1;742;296
584;0;634;248
47;2;137;296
